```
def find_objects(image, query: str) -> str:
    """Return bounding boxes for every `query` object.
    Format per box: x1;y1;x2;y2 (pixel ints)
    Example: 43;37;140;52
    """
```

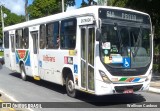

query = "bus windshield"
100;23;151;68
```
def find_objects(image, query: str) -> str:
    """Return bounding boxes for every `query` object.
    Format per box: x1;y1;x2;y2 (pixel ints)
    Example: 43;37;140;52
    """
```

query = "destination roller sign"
99;8;150;24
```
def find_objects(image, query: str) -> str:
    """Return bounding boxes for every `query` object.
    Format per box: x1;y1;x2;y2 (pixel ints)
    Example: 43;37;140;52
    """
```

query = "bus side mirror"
96;28;101;41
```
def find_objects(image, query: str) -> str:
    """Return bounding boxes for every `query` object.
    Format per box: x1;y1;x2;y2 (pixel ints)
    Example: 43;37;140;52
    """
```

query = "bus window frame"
4;31;9;49
46;21;59;49
39;24;46;49
60;18;77;50
23;27;29;49
15;29;23;49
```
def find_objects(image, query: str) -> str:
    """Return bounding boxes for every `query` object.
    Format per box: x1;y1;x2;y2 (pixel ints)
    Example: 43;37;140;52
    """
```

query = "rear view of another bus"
95;7;153;95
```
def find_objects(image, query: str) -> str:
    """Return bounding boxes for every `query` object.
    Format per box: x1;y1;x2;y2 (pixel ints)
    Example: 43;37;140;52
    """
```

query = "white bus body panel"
94;42;152;95
38;49;65;84
4;49;10;69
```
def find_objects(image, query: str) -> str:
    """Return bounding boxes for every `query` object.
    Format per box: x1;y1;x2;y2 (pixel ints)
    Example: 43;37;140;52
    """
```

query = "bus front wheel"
66;75;77;98
20;64;27;81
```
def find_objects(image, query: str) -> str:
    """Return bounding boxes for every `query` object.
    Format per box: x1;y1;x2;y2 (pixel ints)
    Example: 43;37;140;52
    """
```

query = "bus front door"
80;26;95;91
30;31;39;79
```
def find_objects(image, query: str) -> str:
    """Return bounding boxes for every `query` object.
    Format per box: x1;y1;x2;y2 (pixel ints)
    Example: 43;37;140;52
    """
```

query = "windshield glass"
100;24;151;68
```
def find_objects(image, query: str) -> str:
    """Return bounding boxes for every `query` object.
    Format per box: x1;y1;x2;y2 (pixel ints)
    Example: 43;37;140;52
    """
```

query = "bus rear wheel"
20;64;27;81
66;75;77;98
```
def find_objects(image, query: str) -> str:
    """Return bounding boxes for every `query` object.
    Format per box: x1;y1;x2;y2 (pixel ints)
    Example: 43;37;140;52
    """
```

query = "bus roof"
4;6;149;31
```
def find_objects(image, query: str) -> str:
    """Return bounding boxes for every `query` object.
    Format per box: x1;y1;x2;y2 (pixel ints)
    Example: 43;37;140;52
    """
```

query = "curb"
149;87;160;94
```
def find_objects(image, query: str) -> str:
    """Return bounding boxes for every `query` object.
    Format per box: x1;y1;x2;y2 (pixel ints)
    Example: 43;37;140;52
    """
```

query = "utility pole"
62;0;64;12
0;4;4;47
97;0;108;6
25;0;28;21
1;5;4;31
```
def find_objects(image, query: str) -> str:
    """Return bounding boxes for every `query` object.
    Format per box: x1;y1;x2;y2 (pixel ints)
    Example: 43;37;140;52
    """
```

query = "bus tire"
20;64;27;81
66;75;77;98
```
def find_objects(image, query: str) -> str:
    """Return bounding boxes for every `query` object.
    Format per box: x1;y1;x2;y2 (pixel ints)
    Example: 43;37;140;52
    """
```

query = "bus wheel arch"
19;61;27;81
62;67;77;97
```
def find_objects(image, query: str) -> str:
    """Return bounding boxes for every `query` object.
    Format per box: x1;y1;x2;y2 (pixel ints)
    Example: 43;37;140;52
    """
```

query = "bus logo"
74;64;78;73
123;58;130;68
17;50;27;59
16;50;30;66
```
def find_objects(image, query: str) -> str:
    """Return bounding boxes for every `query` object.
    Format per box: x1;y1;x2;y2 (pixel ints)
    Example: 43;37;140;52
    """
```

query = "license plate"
123;89;133;94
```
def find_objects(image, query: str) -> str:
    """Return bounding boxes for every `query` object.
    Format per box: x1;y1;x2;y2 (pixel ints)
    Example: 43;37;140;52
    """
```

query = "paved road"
0;66;160;111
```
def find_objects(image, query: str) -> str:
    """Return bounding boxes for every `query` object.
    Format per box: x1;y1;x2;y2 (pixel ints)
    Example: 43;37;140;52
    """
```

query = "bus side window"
60;18;77;49
16;29;23;49
53;22;59;48
23;28;29;49
46;23;54;49
46;22;59;49
4;31;9;49
40;24;46;49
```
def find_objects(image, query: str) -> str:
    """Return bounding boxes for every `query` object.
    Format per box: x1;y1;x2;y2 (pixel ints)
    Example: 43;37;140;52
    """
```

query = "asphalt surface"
0;66;160;111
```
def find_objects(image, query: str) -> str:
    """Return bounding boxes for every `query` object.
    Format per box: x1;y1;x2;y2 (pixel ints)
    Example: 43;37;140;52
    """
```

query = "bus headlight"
99;70;111;83
145;69;152;82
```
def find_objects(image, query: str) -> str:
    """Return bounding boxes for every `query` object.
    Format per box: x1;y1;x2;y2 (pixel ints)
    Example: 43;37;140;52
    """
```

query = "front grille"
114;84;143;93
104;64;149;76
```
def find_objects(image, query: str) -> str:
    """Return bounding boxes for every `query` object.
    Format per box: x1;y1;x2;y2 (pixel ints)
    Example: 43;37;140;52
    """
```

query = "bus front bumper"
95;79;150;96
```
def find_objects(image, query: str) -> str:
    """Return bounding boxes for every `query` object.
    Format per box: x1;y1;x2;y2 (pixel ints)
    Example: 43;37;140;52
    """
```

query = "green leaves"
27;0;76;19
80;0;97;7
0;6;25;40
5;13;25;26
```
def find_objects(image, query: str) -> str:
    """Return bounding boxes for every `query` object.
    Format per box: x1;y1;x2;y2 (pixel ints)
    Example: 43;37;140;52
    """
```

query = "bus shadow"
9;72;66;94
9;72;146;107
9;72;22;78
75;92;146;107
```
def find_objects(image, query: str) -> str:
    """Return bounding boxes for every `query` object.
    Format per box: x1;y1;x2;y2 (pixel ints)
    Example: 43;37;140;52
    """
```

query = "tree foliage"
81;0;88;7
0;6;25;41
28;0;61;19
28;0;76;19
66;0;75;6
80;0;97;7
27;0;97;18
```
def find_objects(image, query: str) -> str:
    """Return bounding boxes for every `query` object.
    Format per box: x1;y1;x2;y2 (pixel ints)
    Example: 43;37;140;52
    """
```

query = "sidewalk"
149;73;160;94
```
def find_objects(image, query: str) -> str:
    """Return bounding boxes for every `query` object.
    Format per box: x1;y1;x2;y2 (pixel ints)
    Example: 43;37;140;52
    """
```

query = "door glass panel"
32;32;38;54
10;35;15;52
88;28;95;66
81;27;95;91
81;28;86;59
88;28;95;90
81;28;86;88
88;65;94;90
81;61;86;88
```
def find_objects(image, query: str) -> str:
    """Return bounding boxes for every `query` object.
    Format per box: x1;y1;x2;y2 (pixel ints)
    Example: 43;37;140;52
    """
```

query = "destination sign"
99;8;150;24
77;16;94;25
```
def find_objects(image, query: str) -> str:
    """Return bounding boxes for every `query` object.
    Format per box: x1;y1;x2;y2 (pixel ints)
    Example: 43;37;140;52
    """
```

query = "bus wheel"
66;75;76;98
20;64;27;81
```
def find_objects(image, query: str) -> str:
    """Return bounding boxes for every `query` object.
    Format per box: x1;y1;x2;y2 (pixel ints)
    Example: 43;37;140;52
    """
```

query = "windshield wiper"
132;27;142;57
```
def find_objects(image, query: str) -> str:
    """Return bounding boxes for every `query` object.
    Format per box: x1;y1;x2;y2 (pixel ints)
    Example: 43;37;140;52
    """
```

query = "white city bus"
3;6;153;97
